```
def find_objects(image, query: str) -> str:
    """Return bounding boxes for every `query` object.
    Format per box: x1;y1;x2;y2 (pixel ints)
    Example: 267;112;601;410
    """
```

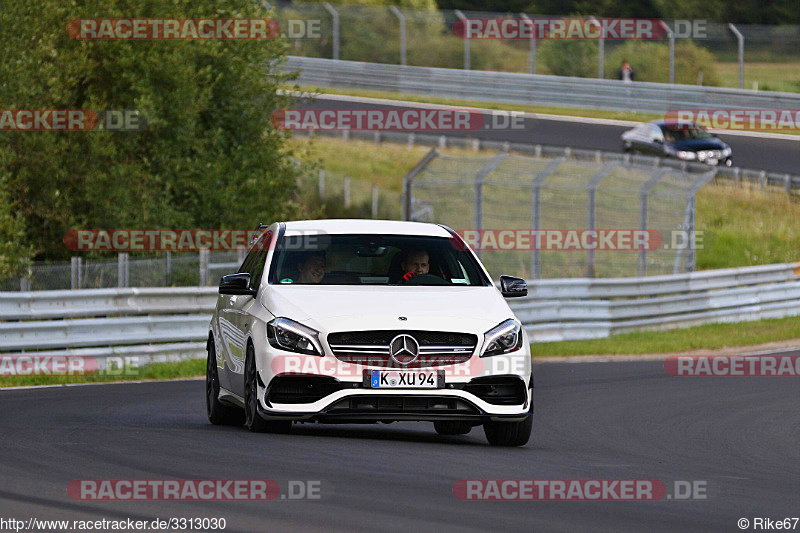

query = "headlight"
267;318;323;355
722;147;731;157
677;151;697;160
481;319;523;357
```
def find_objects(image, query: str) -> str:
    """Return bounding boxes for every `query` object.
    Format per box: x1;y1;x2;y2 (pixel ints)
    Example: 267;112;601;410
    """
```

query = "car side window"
649;124;664;141
238;230;273;290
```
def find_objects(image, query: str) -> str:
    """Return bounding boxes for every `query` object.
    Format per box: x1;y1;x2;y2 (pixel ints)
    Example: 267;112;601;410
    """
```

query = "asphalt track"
1;358;798;532
293;96;800;175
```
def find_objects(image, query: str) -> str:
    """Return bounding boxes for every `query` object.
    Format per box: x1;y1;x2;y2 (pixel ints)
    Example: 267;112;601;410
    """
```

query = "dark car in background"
621;120;733;166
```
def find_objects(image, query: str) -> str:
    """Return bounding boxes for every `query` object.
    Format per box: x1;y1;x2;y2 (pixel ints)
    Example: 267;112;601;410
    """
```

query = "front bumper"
256;375;533;423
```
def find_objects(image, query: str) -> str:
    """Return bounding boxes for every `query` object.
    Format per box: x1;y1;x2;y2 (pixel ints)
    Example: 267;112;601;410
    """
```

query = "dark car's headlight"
481;319;523;357
267;318;323;356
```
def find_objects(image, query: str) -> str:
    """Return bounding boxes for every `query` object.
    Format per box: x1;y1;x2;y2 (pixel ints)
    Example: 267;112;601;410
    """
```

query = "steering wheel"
398;272;451;286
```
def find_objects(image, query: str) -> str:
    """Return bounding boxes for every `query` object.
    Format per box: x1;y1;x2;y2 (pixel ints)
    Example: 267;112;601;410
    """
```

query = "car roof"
282;219;452;237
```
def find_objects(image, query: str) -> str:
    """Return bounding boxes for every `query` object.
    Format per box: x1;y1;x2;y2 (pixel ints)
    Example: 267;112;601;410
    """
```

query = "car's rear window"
269;233;490;287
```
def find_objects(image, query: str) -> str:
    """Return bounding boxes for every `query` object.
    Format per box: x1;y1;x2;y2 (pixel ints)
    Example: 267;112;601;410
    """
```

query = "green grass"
533;315;800;356
0;358;205;388
716;61;800;93
696;183;800;269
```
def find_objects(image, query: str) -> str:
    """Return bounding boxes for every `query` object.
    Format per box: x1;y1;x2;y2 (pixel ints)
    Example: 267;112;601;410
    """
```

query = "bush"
606;40;720;85
538;40;600;78
0;0;302;263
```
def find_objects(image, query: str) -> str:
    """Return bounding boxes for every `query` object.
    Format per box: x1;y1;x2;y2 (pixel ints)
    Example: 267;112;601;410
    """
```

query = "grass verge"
716;61;800;93
533;316;800;357
0;358;205;389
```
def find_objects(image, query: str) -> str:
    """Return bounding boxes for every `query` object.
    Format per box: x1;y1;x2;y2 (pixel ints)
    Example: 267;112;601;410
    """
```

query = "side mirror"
219;273;257;296
499;275;527;298
652;136;664;144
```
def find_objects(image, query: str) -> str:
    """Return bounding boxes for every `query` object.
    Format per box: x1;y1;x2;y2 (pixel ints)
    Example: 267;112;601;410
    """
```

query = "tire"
483;400;533;447
206;339;245;426
433;421;473;436
244;344;291;434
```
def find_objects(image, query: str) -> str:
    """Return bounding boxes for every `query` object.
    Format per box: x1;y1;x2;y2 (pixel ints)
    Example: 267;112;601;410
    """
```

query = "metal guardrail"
0;287;216;320
283;56;800;114
0;288;216;365
1;263;798;363
517;262;800;341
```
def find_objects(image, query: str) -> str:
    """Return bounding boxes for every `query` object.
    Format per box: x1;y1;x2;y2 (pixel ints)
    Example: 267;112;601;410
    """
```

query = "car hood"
261;285;516;334
669;138;728;151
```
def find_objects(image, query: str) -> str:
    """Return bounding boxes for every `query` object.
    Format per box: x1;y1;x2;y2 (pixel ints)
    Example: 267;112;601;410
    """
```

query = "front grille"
328;330;477;368
266;376;344;404
463;376;527;405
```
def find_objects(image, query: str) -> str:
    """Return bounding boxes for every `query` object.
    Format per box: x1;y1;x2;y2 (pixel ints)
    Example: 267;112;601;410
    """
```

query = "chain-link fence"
403;149;716;279
296;165;403;220
0;251;244;292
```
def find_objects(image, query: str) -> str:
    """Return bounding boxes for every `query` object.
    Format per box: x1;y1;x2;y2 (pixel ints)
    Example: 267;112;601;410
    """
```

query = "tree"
0;0;301;263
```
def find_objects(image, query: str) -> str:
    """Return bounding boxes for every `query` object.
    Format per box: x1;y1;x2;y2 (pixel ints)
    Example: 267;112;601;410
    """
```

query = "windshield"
661;125;713;142
269;233;490;287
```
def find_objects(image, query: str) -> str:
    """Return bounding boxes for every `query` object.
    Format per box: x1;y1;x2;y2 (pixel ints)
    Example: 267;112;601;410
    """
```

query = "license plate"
370;370;441;389
707;158;718;165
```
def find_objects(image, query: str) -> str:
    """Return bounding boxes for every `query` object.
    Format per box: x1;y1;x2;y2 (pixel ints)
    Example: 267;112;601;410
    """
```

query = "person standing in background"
618;60;635;83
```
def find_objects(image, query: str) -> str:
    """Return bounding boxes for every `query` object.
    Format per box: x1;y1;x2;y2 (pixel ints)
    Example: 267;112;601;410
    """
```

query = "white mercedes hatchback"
206;219;533;446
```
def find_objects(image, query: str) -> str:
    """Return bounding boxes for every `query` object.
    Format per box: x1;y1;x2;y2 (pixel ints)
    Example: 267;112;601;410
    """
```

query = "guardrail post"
319;168;325;199
199;250;209;286
118;253;129;287
674;168;717;273
454;10;470;70
530;157;565;279
586;163;618;277
20;276;31;291
660;21;675;84
728;24;744;89
520;13;536;74
402;148;439;221
343;176;351;208
165;251;172;285
389;6;407;66
371;185;379;218
323;2;340;60
71;257;81;290
638;169;669;276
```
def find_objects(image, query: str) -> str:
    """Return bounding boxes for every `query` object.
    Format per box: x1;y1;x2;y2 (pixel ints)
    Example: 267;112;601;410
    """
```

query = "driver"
297;251;326;284
401;248;429;278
